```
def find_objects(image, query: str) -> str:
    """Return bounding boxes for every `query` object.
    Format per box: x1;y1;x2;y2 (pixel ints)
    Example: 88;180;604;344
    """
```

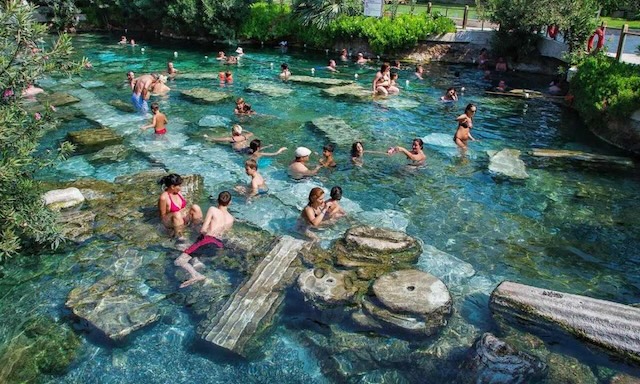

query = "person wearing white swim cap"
288;147;321;179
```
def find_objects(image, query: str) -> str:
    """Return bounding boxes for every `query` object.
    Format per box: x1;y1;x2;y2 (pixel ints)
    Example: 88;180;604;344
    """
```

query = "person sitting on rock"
157;173;203;241
174;191;234;288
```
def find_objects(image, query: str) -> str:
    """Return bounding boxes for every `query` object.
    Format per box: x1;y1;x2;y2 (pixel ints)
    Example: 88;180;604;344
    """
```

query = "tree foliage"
478;0;599;60
0;0;84;262
291;0;363;30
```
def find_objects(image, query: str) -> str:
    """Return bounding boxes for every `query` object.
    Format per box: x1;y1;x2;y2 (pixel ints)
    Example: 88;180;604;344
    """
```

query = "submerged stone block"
66;127;124;155
37;92;80;106
490;281;640;363
488;149;529;179
287;75;354;88
180;88;233;104
246;83;293;97
309;116;362;147
321;84;371;101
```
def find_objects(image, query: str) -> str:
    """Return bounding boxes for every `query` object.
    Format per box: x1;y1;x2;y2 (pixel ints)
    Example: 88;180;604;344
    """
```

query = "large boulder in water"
298;268;356;308
108;99;135;113
321;84;371;101
356;269;452;336
66;275;164;340
88;144;130;163
457;333;547;384
43;187;85;210
488;149;529;179
36;92;80;106
66;127;124;155
335;226;422;279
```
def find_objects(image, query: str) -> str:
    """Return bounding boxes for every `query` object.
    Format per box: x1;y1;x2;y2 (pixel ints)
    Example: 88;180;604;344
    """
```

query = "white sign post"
364;0;384;17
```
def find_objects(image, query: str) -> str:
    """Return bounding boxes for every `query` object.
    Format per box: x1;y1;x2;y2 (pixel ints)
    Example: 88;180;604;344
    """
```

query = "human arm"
259;147;287;157
141;115;157;130
394;146;425;161
158;194;168;220
200;207;216;234
203;134;233;143
303;205;327;227
372;73;381;92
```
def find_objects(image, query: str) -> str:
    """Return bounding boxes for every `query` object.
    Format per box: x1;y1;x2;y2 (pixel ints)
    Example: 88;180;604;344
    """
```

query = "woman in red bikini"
158;174;203;240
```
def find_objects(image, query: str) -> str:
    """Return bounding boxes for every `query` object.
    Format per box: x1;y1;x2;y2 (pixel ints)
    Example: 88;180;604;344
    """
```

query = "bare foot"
191;257;205;270
179;274;205;288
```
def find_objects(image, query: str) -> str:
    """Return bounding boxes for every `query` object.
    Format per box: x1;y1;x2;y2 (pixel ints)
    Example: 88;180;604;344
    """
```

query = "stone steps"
529;148;635;168
199;236;307;355
490;281;640;363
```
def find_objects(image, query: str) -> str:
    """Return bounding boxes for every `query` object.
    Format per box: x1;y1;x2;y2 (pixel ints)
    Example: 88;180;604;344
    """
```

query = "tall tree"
0;0;84;262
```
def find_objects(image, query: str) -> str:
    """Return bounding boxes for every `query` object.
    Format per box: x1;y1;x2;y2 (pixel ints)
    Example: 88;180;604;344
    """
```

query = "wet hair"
390;72;398;80
245;159;258;170
465;103;476;113
446;87;456;94
392;60;400;67
150;102;159;111
151;73;160;80
380;63;390;72
308;187;324;204
232;124;243;135
249;139;261;154
412;138;424;149
281;63;288;70
236;97;245;104
127;71;134;77
330;186;342;200
158;173;182;189
351;141;363;157
415;64;422;71
323;144;335;153
218;191;232;206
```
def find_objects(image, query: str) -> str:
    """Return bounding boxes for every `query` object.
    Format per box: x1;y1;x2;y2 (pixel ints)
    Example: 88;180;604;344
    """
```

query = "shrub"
239;2;298;41
571;54;640;125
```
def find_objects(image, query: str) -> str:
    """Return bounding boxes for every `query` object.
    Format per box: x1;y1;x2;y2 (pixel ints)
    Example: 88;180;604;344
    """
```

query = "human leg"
174;252;205;288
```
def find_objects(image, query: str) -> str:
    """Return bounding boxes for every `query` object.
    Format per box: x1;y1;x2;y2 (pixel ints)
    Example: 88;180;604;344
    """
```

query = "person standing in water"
454;103;477;151
141;102;168;134
174;191;234;288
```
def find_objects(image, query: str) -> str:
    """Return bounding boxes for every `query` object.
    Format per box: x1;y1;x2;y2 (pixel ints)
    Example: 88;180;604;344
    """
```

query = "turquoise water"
2;33;640;382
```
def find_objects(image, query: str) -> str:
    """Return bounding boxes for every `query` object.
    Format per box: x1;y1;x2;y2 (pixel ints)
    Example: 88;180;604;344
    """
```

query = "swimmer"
131;73;159;113
126;71;136;90
350;141;388;166
216;51;226;60
454;103;477;151
158;173;203;241
319;144;337;168
150;75;171;95
495;57;507;72
389;138;426;165
234;97;255;115
356;52;368;65
246;139;287;160
118;36;127;45
326;59;338;72
235;159;268;198
289;147;321;179
174;191;233;288
204;124;253;151
166;61;178;76
140;102;168;134
325;186;346;220
225;56;238;65
296;187;328;240
477;48;489;69
235;47;244;57
339;48;348;62
441;87;458;101
280;63;291;80
130;39;137;46
219;71;233;85
415;64;425;80
495;80;507;92
388;72;400;94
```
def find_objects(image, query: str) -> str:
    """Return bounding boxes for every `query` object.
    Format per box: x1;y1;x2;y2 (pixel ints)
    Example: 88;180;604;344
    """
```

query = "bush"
571;54;640;125
239;2;298;41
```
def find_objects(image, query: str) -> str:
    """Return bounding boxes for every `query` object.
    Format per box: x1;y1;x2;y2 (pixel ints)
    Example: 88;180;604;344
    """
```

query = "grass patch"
599;17;640;29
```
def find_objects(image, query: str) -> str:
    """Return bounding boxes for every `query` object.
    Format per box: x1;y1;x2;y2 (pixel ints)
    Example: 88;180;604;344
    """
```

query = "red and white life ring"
547;25;559;39
587;26;605;52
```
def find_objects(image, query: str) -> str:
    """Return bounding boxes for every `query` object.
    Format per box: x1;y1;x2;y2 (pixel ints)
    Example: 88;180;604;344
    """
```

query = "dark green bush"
239;3;298;41
571;54;640;124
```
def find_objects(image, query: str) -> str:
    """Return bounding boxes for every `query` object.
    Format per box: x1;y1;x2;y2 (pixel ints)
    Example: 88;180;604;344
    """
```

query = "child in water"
319;144;337;168
235;159;268;198
140;103;168;135
325;186;346;220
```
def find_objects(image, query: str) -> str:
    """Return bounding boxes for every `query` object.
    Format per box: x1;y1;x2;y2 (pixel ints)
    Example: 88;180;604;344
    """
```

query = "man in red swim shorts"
174;191;235;288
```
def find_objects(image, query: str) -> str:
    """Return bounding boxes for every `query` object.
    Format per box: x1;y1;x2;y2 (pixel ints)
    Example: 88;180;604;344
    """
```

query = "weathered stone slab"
488;149;529;179
58;210;96;242
321;84;371;101
246;83;293;97
43;187;85;210
88;144;130;163
180;88;233;104
198;115;231;128
309;116;362;146
287;75;353;88
178;73;221;80
108;99;135;113
375;97;421;110
490;281;640;363
529;148;634;168
199;236;307;355
114;170;203;201
66;275;164;340
36;92;80;106
80;80;105;89
67;127;124;155
457;333;547;384
359;269;451;336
